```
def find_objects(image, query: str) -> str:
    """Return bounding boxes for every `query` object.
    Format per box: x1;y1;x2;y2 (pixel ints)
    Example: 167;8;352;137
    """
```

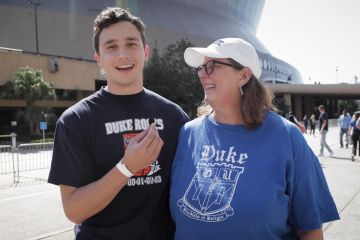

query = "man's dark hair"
93;7;146;54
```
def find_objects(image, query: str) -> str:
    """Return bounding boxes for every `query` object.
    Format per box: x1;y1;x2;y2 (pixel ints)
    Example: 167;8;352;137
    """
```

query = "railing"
0;133;17;149
0;142;53;183
0;145;16;182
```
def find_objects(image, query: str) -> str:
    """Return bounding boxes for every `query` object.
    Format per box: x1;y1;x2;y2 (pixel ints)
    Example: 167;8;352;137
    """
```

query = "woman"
170;38;339;240
349;112;360;161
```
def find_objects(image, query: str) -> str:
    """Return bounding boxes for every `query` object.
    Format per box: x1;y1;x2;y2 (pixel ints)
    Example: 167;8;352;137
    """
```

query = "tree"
2;67;56;134
338;99;359;116
144;39;203;118
272;94;290;117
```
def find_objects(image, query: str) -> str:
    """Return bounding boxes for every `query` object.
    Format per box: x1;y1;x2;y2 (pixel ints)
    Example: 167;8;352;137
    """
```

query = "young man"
318;105;334;157
338;109;351;148
48;7;189;240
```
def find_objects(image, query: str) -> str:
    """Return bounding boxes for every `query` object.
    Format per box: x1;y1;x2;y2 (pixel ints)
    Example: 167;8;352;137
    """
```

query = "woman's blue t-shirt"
170;112;339;240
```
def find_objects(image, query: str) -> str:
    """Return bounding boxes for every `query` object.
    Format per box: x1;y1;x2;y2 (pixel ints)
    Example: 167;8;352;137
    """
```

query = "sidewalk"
303;128;360;240
0;125;359;240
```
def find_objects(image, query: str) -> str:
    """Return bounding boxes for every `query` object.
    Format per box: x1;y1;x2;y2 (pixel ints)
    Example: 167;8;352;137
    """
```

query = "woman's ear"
238;67;252;88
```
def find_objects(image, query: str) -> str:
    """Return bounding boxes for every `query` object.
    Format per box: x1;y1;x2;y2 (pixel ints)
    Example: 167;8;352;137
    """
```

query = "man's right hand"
59;125;164;224
122;123;164;174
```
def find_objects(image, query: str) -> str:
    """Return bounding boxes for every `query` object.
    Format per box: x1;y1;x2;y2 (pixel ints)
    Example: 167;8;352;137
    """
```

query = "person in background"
310;114;316;135
48;7;188;240
303;115;309;133
318;105;334;157
288;111;298;125
287;111;305;133
349;112;360;161
338;109;352;148
170;38;339;240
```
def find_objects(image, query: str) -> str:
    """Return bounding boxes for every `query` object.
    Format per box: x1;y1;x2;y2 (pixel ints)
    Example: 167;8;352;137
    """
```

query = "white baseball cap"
184;38;262;79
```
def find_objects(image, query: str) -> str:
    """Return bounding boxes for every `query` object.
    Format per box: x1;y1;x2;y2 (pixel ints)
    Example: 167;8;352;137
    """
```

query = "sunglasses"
197;60;244;76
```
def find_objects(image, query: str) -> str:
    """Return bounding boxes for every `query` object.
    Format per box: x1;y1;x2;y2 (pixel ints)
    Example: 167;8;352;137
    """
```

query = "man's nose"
116;49;129;58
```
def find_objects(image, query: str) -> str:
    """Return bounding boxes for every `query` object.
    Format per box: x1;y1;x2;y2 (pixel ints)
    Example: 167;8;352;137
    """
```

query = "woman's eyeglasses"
197;60;244;76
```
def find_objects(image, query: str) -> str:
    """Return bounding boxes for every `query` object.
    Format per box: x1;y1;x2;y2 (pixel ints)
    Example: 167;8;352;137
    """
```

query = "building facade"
3;0;358;135
0;0;302;85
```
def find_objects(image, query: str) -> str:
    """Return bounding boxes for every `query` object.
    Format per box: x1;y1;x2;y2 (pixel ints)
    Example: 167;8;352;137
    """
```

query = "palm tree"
11;67;56;134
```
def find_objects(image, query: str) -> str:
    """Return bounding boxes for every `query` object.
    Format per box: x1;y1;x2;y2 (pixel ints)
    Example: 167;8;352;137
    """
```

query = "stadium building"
0;0;359;134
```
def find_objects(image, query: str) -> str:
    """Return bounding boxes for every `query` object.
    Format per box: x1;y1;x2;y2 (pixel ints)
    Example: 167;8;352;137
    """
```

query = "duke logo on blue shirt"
177;162;244;222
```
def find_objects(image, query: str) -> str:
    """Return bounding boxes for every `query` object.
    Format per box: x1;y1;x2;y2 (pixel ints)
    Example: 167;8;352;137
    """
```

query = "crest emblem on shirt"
177;163;244;222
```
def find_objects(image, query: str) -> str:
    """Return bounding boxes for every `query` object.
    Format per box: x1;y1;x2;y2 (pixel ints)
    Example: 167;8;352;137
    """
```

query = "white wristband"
116;160;133;178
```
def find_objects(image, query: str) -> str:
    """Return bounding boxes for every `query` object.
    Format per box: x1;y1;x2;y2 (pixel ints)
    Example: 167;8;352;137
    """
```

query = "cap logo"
212;39;224;46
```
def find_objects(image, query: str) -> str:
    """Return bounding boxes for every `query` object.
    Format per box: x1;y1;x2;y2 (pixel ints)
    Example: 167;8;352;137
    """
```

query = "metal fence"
0;142;53;183
0;145;16;182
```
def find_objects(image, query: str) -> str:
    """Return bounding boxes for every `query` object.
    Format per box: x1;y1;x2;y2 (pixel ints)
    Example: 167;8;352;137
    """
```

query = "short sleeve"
48;119;96;187
287;127;340;231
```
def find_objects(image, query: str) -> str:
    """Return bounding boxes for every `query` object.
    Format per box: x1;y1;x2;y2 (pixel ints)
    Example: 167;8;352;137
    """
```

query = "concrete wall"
0;2;95;59
0;49;104;91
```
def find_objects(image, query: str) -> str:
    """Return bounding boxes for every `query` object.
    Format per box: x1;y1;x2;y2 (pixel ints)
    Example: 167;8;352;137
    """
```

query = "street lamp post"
336;66;339;84
28;0;41;54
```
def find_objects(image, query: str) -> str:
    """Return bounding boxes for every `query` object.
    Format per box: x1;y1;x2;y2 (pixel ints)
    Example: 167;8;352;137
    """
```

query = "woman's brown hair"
197;58;276;129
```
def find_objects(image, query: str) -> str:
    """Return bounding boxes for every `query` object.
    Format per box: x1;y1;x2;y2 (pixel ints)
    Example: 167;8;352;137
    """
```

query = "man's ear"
238;67;252;88
94;52;102;68
144;44;150;62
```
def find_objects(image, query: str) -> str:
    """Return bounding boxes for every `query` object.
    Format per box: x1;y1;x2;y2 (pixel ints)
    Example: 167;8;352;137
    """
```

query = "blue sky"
257;0;360;84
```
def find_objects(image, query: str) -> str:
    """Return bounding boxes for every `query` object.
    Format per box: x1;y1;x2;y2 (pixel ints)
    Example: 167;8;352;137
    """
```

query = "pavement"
0;125;360;240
